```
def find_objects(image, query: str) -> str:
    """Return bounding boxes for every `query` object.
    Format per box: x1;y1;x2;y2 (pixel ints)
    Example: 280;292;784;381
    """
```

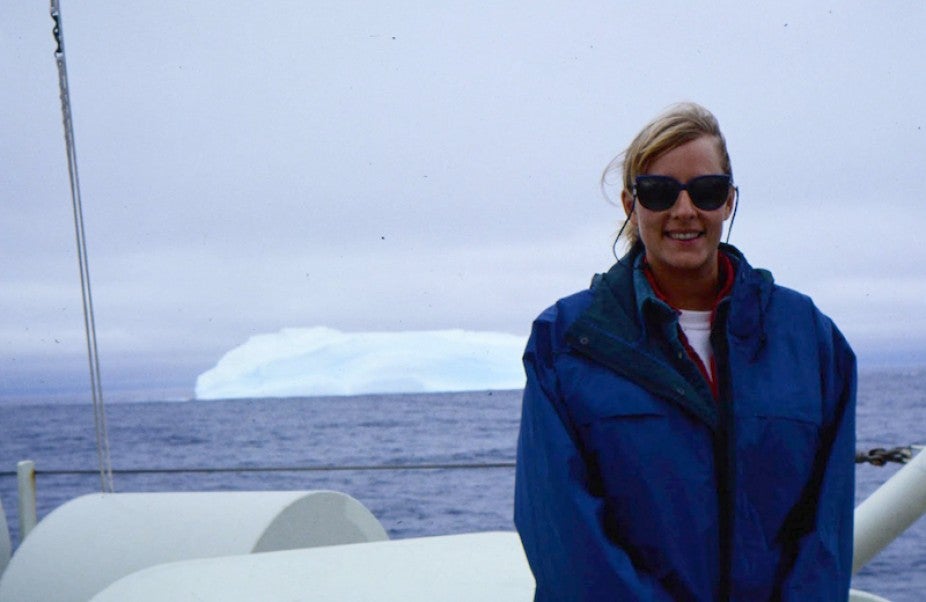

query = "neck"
645;260;721;311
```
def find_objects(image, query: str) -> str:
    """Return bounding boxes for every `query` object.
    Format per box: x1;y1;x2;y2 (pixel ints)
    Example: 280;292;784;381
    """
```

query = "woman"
514;103;856;601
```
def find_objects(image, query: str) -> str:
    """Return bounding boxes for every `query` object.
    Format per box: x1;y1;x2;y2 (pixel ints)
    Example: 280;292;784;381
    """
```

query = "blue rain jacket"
515;244;855;601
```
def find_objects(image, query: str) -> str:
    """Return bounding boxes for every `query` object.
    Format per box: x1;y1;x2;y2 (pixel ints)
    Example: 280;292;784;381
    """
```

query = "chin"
662;249;716;272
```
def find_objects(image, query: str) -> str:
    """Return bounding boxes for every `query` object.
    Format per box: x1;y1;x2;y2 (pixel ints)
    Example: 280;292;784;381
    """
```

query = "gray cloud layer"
3;1;925;399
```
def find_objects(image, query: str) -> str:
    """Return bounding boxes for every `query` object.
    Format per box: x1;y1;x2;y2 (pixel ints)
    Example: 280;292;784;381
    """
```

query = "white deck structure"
0;490;387;602
90;531;533;602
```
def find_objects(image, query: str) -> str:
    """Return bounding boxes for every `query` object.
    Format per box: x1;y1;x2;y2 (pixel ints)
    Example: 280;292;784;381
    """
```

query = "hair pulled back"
603;102;733;249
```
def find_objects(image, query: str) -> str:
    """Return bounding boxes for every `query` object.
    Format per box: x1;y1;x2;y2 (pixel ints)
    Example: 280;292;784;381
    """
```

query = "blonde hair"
602;102;733;249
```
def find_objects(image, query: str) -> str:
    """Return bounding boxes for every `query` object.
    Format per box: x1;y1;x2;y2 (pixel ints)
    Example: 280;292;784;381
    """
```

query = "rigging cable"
49;0;114;493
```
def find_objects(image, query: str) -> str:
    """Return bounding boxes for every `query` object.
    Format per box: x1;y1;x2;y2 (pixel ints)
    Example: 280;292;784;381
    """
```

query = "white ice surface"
194;327;527;399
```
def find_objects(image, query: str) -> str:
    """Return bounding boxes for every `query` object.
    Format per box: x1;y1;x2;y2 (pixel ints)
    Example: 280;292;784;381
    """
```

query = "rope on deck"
855;446;914;466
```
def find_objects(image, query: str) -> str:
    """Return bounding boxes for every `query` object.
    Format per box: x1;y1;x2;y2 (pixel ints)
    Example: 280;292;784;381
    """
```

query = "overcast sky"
3;1;925;400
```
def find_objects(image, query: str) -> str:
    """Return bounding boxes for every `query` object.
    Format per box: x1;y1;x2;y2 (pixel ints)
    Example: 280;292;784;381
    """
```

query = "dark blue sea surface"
1;366;925;600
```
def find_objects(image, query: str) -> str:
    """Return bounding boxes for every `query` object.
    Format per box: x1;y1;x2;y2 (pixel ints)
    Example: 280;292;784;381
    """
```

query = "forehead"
645;136;725;176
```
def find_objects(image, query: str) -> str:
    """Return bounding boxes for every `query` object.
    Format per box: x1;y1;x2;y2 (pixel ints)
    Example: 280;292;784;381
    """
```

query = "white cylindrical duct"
853;447;926;573
848;589;891;602
89;531;534;602
0;490;387;602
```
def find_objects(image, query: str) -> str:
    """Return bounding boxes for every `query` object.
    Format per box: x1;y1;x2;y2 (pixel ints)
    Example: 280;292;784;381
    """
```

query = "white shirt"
678;309;713;378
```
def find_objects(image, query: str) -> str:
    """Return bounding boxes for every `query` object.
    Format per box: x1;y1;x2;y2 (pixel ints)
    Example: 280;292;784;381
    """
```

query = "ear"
621;189;636;221
722;188;736;220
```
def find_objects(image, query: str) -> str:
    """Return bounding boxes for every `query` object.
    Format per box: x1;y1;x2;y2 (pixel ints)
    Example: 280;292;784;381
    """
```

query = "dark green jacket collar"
565;243;773;431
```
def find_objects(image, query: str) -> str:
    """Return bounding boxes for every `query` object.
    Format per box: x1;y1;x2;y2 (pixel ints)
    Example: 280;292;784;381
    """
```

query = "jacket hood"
719;243;774;360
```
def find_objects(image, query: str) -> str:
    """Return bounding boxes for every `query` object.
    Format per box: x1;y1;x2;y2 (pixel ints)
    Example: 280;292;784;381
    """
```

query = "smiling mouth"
666;231;703;241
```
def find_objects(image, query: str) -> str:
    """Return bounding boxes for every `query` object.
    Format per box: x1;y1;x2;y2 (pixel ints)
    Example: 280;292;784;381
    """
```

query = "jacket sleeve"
778;320;856;601
514;315;675;602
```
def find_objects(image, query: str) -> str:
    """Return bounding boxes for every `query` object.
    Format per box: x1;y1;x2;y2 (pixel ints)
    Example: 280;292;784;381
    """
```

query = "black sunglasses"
633;174;733;212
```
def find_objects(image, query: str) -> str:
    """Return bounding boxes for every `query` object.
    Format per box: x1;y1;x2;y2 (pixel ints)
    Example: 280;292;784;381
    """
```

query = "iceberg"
194;327;528;399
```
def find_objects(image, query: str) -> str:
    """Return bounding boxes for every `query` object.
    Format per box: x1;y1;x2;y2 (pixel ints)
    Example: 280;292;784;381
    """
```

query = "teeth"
668;232;700;240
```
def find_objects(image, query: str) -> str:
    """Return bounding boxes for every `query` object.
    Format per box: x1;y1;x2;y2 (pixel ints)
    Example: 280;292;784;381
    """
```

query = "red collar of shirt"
642;251;734;316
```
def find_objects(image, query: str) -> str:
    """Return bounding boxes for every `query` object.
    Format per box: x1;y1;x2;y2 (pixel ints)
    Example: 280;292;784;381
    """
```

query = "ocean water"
1;366;925;600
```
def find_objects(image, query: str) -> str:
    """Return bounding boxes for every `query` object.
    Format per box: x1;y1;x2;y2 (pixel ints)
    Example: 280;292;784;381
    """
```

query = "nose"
670;190;698;216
